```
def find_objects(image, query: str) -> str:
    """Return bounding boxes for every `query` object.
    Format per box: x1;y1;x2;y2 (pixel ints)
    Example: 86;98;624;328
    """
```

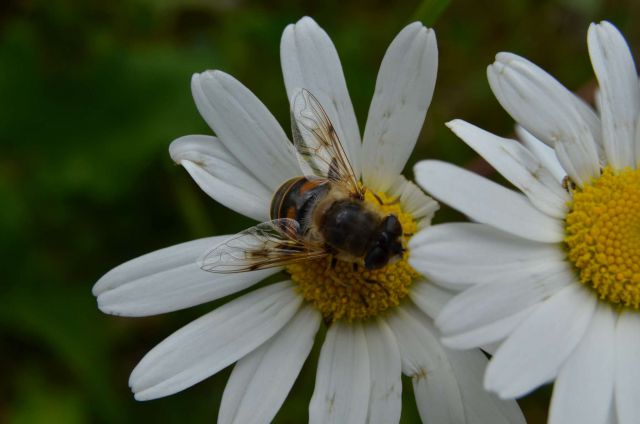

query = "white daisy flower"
412;21;640;424
93;17;524;423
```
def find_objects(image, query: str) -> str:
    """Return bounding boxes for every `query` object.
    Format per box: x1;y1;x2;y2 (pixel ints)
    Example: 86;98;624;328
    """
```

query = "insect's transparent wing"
199;218;327;273
291;89;363;197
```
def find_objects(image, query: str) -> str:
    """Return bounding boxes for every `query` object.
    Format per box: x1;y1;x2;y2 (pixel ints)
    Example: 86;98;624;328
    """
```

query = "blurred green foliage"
1;0;638;422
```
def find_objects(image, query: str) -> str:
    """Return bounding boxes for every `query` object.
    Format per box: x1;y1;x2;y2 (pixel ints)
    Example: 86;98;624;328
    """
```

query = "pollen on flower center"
287;190;419;322
565;166;640;309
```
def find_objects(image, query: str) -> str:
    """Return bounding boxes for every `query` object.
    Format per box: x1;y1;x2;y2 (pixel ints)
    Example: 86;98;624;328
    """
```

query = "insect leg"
371;191;401;206
365;278;390;295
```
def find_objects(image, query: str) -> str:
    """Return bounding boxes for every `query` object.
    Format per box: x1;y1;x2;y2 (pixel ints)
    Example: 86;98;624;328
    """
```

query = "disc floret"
565;167;640;309
288;191;419;322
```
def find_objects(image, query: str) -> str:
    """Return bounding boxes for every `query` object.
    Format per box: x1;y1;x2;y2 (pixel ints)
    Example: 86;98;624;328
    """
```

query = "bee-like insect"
200;89;405;273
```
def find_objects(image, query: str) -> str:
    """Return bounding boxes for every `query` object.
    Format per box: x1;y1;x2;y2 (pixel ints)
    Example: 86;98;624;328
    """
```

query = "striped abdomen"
270;177;330;233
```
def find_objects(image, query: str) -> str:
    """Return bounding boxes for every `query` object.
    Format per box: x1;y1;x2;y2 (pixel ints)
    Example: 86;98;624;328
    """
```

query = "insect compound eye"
382;215;402;238
364;246;389;270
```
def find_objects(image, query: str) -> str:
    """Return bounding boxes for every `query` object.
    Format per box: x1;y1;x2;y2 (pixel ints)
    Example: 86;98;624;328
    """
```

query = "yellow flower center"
565;166;640;309
287;190;419;322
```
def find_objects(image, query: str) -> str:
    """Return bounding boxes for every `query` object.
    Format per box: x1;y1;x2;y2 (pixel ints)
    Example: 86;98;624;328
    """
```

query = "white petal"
447;349;526;424
615;310;640;424
218;305;321;424
309;322;370;424
191;71;299;191
571;89;605;160
94;236;278;316
280;17;361;177
516;125;566;183
409;280;454;320
549;303;615;424
436;263;572;347
409;222;566;288
442;307;536;351
481;342;502;356
488;52;601;186
129;281;302;400
588;21;640;169
386;306;465;424
362;22;437;192
363;319;402;424
414;161;564;242
485;284;597;398
447;119;569;218
169;135;272;222
386;175;439;228
605;405;617;424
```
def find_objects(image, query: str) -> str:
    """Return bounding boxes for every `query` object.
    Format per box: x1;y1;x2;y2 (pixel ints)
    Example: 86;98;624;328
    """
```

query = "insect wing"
291;89;363;198
199;219;327;273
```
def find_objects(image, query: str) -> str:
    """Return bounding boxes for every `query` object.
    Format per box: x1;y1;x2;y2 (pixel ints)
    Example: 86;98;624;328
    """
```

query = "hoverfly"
199;89;405;274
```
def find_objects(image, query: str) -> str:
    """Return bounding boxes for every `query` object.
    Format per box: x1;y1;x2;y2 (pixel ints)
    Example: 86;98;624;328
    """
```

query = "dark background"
1;0;638;422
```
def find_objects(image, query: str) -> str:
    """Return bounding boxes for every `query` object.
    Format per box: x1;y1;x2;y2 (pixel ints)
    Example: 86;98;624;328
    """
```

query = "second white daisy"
412;21;640;424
